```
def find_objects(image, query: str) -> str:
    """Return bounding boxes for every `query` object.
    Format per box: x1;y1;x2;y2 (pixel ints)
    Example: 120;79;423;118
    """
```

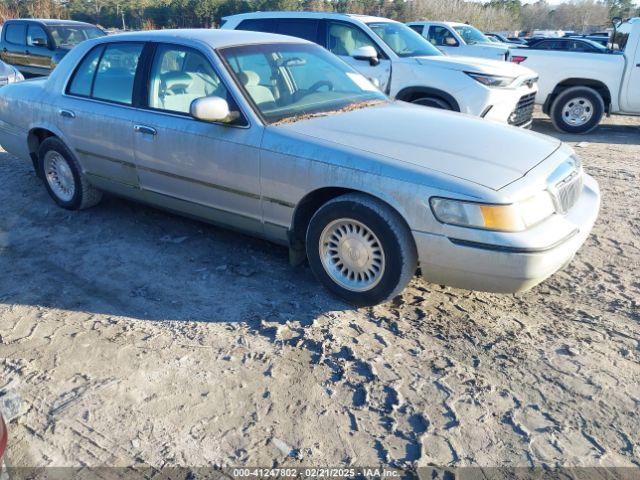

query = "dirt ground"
0;110;639;470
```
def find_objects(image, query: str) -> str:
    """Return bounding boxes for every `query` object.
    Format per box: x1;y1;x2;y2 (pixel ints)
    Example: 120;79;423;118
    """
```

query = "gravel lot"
1;110;638;469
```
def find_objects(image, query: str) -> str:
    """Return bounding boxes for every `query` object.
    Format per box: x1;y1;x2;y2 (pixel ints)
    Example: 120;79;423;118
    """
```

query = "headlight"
465;71;515;88
430;192;555;232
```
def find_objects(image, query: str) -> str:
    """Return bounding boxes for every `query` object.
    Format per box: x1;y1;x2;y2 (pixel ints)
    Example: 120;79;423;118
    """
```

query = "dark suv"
0;19;105;76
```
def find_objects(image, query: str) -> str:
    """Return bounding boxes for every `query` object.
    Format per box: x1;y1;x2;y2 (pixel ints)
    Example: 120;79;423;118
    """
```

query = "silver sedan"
0;30;600;306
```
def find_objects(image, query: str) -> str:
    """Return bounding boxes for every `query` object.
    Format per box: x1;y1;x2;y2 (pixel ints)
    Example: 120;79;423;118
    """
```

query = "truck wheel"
306;193;417;307
550;86;604;134
38;137;102;210
411;96;452;110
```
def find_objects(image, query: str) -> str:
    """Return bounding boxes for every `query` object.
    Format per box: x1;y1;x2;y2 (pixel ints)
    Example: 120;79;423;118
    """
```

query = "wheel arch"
395;86;460;112
543;79;611;115
288;186;414;263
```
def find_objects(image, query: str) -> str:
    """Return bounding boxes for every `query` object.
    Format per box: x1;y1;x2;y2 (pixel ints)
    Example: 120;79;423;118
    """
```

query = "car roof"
407;21;466;27
223;11;395;24
89;28;313;48
7;18;97;26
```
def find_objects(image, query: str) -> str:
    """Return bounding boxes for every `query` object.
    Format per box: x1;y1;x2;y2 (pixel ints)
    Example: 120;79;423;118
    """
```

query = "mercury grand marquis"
0;30;600;306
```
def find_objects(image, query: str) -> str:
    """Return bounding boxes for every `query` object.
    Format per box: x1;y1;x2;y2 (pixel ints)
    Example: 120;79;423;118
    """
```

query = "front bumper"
480;84;538;126
414;175;600;293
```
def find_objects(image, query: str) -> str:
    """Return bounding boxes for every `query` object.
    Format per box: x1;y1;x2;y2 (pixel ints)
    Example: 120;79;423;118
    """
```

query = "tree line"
1;0;637;33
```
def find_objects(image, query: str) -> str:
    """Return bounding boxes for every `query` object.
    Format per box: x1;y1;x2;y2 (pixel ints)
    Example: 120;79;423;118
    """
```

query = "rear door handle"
59;109;75;119
134;125;157;136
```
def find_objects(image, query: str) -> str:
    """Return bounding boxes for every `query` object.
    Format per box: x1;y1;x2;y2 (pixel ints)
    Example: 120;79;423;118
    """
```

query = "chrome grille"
554;170;583;213
508;92;536;127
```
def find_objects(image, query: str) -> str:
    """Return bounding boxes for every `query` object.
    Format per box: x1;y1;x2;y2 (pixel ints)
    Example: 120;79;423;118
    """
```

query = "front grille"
508;92;536;127
554;171;583;213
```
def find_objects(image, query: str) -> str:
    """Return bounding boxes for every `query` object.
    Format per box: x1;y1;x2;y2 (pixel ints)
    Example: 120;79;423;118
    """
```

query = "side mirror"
352;45;380;66
190;96;231;123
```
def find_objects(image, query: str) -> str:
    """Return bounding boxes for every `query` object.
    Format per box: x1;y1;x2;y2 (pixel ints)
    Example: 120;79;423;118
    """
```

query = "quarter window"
27;25;48;47
327;23;379;57
4;24;26;45
92;43;143;105
148;44;233;115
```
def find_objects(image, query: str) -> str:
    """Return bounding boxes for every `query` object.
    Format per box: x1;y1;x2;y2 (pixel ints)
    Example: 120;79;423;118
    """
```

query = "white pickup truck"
510;17;640;133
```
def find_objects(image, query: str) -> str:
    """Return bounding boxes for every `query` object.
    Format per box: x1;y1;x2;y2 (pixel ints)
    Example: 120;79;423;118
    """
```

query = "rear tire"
411;96;452;110
550;86;604;134
38;137;102;210
306;193;417;307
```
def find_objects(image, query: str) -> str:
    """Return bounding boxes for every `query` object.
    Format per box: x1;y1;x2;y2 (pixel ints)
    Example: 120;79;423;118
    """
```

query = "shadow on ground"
0;153;349;325
532;117;640;145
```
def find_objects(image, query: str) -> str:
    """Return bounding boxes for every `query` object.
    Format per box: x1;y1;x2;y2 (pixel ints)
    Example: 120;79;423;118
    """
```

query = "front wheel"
306;193;417;307
550;86;604;134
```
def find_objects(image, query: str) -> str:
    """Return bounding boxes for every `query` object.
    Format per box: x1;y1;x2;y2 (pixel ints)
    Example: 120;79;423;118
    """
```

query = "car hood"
414;55;534;77
275;102;560;190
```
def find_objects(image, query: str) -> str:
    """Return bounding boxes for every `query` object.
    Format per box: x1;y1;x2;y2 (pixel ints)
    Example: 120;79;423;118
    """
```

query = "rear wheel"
38;137;102;210
411;96;453;110
306;193;417;306
550;86;604;134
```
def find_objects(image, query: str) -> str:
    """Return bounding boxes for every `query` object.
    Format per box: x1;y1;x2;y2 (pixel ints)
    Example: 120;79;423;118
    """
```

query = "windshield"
582;39;608;51
367;22;442;57
221;43;387;124
49;26;105;47
453;25;489;45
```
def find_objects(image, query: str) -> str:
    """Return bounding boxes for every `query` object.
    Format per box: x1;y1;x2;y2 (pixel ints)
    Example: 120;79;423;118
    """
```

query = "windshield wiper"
272;100;386;126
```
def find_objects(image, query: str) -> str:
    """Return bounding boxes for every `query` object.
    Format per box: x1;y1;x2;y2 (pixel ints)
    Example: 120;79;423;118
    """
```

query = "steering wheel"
308;80;334;93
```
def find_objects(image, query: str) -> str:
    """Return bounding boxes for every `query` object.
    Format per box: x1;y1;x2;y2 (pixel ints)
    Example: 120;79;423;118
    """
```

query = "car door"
622;24;640;111
26;23;53;74
132;42;263;234
58;42;144;189
426;25;461;55
324;21;391;92
1;23;28;70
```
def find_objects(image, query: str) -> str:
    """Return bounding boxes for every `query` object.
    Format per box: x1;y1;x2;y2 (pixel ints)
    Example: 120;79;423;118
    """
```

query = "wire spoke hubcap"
319;219;386;292
562;97;594;126
44;151;75;202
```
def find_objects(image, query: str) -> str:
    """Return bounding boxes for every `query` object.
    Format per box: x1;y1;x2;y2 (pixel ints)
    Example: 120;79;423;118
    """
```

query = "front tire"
38;137;102;210
550;86;604;134
306;193;417;307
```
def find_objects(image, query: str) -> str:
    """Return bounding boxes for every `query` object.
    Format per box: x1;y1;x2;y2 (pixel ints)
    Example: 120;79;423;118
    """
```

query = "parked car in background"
566;34;610;47
527;37;611;53
0;58;24;86
510;17;640;133
0;30;599;305
406;21;511;60
485;32;526;45
0;19;105;76
222;12;538;127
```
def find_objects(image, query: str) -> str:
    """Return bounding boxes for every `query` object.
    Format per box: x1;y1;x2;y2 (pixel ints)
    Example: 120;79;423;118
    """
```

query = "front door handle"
59;109;75;119
134;125;157;136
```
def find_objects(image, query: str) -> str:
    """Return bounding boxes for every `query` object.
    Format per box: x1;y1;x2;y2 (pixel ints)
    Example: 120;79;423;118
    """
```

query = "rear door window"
277;20;319;43
408;24;424;35
92;43;143;105
68;45;105;97
236;19;278;34
4;24;26;45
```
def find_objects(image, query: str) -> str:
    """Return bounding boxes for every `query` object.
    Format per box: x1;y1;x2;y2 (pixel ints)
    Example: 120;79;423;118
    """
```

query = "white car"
407;21;511;61
509;17;640;133
221;12;538;127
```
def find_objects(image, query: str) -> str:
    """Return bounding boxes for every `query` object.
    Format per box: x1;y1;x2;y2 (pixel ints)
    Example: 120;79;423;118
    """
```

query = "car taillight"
0;414;7;464
510;55;527;64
